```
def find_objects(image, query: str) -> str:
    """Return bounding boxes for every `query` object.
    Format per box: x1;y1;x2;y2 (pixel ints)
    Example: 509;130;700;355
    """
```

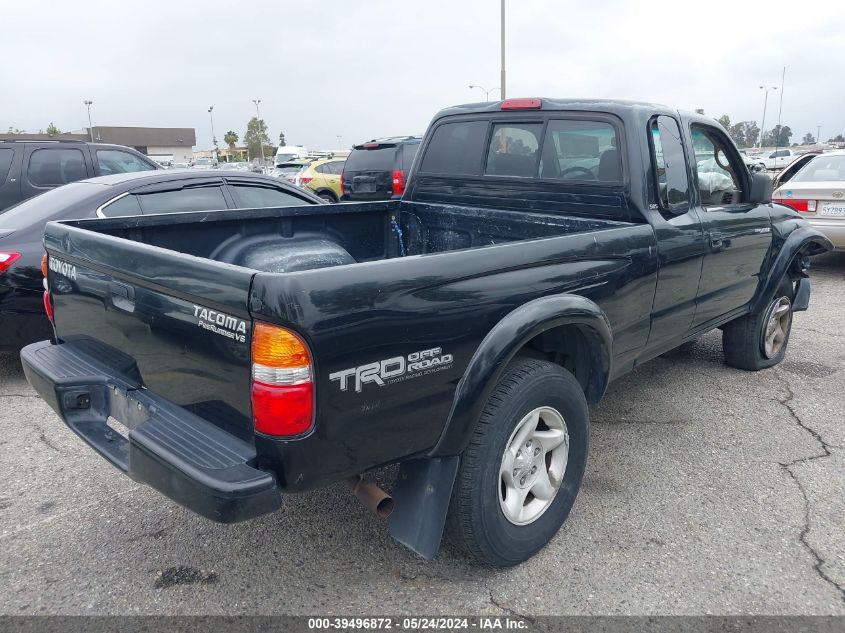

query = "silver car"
773;150;845;250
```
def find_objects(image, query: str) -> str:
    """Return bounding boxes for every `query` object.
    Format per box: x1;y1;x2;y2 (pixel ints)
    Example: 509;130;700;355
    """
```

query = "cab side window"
648;116;690;214
690;126;744;206
27;148;88;187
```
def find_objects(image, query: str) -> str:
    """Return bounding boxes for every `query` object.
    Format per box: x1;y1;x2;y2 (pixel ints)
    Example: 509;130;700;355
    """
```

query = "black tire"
723;278;795;371
318;192;336;203
445;358;589;566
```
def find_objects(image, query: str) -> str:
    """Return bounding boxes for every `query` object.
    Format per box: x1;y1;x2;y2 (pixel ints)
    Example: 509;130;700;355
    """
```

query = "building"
1;127;196;165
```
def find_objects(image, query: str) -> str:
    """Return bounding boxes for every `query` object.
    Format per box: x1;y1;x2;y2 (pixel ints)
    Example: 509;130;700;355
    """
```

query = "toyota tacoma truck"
22;99;831;566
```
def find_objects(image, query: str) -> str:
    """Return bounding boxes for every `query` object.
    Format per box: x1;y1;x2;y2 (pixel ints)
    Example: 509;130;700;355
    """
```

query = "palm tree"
224;131;238;149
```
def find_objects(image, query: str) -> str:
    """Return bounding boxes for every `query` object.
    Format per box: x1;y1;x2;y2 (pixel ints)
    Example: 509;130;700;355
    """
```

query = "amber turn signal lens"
252;322;310;368
41;254;49;278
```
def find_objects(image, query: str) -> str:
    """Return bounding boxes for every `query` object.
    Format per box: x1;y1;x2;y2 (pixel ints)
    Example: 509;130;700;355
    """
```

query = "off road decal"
330;346;454;393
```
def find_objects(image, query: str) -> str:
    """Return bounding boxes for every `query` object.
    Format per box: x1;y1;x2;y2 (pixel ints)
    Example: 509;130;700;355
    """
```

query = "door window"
484;123;542;177
27;148;87;186
649;116;690;214
691;126;744;206
136;185;228;214
0;149;13;185
100;193;143;217
230;183;310;208
97;149;156;175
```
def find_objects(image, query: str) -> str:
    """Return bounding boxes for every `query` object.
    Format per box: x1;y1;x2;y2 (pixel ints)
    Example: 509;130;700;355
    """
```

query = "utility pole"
84;100;94;142
500;0;506;100
208;106;217;161
759;85;777;148
252;99;265;170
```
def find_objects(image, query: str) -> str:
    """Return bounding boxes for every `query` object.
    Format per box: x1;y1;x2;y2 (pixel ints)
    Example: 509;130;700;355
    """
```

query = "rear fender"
429;294;612;458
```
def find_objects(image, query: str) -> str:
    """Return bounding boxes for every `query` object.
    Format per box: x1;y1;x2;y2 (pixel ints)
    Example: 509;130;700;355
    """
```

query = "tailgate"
44;222;256;441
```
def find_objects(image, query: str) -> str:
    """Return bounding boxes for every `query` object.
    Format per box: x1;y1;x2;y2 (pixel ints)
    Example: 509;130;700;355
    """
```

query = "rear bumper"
21;340;281;523
807;219;845;250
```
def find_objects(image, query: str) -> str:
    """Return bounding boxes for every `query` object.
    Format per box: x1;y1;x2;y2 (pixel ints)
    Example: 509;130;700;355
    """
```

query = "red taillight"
251;322;314;437
0;252;21;273
43;290;54;323
773;198;816;212
363;142;380;149
299;176;313;185
340;170;345;194
392;169;406;196
501;98;542;110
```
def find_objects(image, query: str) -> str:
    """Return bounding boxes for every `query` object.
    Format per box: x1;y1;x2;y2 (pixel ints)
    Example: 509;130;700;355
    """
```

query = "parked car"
340;136;421;201
295;157;345;202
0;171;322;351
22;98;831;567
772;152;823;189
0;139;159;211
758;148;800;171
773;150;845;250
271;160;311;183
191;158;218;170
274;145;309;167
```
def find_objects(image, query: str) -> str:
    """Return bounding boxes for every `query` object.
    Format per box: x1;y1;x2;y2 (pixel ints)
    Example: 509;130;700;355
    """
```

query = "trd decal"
330;347;454;392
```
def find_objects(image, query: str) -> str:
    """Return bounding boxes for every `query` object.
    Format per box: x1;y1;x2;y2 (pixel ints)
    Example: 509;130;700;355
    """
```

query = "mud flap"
793;277;811;312
388;456;459;559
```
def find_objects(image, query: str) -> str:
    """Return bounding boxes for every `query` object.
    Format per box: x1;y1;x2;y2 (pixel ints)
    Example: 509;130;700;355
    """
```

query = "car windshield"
275;153;297;165
0;182;105;229
792;155;845;182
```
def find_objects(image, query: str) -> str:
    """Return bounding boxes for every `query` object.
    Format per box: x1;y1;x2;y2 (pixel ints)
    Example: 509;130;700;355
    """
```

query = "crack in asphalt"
483;578;536;623
775;371;845;603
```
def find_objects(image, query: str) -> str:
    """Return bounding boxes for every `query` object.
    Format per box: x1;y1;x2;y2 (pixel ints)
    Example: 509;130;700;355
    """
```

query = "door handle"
710;232;725;250
109;281;135;312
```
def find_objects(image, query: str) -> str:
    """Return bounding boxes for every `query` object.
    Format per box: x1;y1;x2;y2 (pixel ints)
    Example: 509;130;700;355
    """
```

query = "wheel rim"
762;296;792;359
498;406;570;526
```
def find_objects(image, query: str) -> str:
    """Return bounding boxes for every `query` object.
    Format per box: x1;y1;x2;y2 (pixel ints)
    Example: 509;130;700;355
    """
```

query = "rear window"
345;146;397;172
792;155;845;182
419;121;488;175
541;120;621;181
485;123;542;177
0;182;104;228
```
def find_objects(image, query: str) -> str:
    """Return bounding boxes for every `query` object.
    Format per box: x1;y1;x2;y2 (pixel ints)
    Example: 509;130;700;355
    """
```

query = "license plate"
819;203;845;217
353;178;377;193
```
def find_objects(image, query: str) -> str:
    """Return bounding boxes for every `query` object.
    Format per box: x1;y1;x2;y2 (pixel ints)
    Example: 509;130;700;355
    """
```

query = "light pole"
84;100;94;142
208;106;217;161
759;85;777;149
469;85;501;102
252;99;265;169
500;0;506;100
817;125;821;145
336;135;342;148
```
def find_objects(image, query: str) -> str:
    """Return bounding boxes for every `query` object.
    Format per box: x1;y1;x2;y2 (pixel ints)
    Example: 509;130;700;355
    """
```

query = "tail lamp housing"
0;251;21;274
392;169;406;196
773;198;816;212
251;322;314;437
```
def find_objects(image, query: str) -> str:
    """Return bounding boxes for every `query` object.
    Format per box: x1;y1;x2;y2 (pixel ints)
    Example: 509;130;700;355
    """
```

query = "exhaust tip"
347;476;395;519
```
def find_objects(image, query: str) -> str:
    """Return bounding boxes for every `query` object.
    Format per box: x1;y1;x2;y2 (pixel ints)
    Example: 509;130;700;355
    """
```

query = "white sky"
2;0;844;149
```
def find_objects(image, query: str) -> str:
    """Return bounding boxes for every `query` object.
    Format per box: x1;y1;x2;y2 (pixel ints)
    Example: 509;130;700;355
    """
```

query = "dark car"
0;140;160;211
0;170;323;350
340;136;420;201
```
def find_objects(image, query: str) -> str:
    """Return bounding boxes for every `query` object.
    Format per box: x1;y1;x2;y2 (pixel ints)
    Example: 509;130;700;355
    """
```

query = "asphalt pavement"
0;253;843;616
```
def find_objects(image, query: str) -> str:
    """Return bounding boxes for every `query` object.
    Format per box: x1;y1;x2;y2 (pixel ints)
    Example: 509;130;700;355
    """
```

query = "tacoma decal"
193;305;247;343
330;346;454;393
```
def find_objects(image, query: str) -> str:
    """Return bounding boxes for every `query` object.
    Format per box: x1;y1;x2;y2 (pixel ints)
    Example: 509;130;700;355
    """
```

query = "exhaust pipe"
347;476;395;519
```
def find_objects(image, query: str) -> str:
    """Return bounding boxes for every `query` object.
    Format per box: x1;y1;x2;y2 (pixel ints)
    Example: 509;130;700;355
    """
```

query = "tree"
717;115;731;130
223;130;238;148
244;117;270;160
762;125;792;147
46;122;61;136
802;132;816;145
726;120;759;148
279;131;286;146
833;134;845;143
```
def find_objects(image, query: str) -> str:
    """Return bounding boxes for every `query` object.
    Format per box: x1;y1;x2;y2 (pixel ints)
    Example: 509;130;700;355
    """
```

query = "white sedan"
772;150;845;250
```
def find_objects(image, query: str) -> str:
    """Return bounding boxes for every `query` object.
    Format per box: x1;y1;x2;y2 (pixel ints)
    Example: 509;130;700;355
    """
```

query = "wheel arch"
428;294;612;458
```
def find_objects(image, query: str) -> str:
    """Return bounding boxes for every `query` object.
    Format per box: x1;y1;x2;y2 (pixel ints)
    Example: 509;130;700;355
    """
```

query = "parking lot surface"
0;253;843;616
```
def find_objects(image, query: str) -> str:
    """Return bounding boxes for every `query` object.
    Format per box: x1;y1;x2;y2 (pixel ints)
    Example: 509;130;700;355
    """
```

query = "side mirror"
748;172;773;204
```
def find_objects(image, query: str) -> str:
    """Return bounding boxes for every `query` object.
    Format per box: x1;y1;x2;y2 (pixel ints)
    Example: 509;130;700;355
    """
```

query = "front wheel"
723;278;794;370
446;359;589;566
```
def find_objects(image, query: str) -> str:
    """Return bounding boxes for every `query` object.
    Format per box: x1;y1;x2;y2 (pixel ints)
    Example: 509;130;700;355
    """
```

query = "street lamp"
208;106;217;160
468;85;501;102
817;125;821;145
252;99;265;170
336;135;343;148
759;85;778;149
84;100;94;143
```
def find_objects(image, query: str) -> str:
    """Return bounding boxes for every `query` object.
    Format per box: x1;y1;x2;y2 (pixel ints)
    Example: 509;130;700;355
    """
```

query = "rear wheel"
317;192;337;203
723;278;794;370
446;359;589;566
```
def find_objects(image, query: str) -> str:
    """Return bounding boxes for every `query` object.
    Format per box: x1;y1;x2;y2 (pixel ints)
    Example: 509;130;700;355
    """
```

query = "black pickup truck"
22;98;831;566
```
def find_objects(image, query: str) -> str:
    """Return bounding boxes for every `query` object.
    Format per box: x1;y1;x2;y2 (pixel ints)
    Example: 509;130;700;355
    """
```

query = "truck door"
686;123;772;327
640;115;708;358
